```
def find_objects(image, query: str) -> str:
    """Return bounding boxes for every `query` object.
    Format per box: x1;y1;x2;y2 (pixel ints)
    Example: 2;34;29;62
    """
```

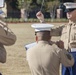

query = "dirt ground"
0;23;65;75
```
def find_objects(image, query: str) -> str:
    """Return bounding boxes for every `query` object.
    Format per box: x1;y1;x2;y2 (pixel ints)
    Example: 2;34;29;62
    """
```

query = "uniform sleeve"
0;25;16;46
59;49;74;67
51;25;64;36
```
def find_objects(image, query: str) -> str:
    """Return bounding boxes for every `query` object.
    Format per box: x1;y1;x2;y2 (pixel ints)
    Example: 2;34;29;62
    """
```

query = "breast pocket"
71;27;76;41
62;31;67;39
74;33;76;40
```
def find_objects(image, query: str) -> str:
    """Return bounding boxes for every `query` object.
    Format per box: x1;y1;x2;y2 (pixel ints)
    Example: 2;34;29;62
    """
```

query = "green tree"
5;0;19;9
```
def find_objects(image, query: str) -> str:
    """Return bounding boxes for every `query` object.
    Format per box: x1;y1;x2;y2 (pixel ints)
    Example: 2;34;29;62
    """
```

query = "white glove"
36;11;44;23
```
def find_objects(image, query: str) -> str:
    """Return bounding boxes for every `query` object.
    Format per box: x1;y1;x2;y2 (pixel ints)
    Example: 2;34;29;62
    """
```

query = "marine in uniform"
0;2;16;75
26;23;74;75
62;2;76;75
36;2;76;75
36;2;76;52
0;9;16;63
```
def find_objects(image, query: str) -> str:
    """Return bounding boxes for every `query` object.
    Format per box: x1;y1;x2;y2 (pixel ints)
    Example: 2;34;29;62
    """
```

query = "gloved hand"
36;11;44;23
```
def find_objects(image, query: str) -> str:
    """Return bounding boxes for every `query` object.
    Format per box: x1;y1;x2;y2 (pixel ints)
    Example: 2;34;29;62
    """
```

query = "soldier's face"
66;10;76;21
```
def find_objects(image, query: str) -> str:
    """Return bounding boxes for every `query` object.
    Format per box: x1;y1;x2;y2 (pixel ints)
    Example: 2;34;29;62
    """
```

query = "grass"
4;18;68;23
0;23;65;75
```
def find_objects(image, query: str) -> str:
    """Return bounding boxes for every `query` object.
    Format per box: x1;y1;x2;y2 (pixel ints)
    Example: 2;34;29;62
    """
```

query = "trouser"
0;73;2;75
62;49;76;75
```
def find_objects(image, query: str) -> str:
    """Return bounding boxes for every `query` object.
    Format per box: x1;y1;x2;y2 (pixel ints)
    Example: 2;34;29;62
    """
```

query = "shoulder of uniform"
59;24;68;29
52;43;61;51
60;23;66;27
49;41;59;48
52;23;66;29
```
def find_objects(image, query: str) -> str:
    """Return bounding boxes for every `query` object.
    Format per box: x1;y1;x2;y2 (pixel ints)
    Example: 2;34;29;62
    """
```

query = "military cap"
31;23;54;32
64;2;76;12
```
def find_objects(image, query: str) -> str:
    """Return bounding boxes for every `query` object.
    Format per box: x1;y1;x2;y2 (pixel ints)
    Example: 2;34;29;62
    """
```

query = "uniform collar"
38;41;49;44
38;41;54;45
68;21;76;26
